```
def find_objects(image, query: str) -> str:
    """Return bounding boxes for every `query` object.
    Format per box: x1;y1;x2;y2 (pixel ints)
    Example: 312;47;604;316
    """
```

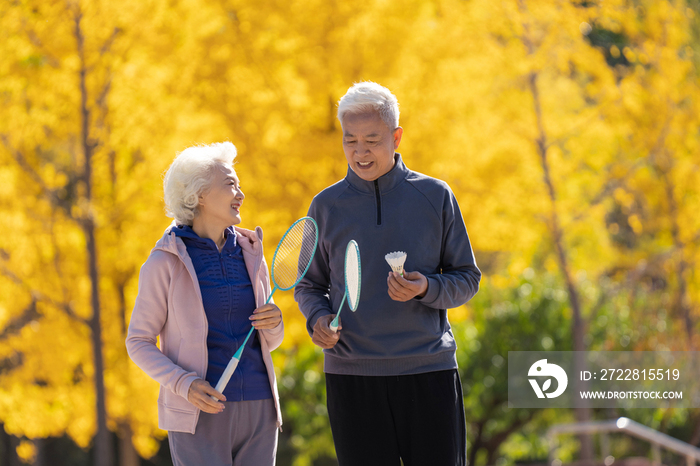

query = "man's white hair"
337;81;400;130
163;142;237;226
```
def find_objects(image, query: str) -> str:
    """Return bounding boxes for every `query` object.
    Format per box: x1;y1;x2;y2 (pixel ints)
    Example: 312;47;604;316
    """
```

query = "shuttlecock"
385;251;407;276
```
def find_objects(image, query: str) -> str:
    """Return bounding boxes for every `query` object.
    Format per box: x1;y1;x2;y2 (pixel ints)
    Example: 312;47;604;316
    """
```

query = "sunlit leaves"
0;0;699;463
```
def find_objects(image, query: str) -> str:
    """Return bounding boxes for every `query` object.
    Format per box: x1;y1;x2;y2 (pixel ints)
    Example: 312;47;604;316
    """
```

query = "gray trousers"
168;399;278;466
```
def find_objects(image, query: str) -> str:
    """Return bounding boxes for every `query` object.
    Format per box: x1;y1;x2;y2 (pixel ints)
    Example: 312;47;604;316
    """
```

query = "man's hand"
187;379;225;414
387;270;428;302
249;303;282;330
312;314;341;349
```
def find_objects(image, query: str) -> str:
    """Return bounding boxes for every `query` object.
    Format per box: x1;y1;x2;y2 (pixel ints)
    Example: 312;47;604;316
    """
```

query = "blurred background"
1;0;699;464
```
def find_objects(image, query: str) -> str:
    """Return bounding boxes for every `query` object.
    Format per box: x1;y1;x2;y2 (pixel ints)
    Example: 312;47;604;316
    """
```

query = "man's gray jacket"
294;153;481;376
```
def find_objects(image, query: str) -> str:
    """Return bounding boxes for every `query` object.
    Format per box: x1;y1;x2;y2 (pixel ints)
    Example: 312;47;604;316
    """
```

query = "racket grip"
330;311;341;333
331;293;346;333
210;357;239;401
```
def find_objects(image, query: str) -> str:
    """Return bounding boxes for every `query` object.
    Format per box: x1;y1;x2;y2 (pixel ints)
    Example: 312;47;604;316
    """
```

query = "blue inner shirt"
173;225;272;401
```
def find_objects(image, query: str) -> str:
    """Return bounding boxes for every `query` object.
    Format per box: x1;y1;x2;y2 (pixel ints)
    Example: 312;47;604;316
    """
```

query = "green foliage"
456;270;574;465
275;346;335;466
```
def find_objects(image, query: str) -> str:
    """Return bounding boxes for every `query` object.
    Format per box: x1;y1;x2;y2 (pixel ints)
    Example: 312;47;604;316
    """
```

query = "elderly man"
294;82;481;466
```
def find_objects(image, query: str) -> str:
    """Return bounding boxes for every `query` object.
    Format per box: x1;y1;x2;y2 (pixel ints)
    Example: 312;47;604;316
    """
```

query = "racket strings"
345;244;361;310
272;219;318;290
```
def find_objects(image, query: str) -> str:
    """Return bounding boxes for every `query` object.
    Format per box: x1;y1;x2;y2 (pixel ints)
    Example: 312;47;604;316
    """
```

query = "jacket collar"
150;222;266;324
154;221;263;260
345;153;409;195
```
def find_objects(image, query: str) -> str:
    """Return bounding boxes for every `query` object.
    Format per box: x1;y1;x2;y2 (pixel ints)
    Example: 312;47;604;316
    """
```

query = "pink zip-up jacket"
126;223;283;434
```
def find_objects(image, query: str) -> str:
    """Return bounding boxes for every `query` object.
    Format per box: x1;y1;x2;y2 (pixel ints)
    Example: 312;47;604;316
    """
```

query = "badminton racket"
212;217;319;398
330;240;361;333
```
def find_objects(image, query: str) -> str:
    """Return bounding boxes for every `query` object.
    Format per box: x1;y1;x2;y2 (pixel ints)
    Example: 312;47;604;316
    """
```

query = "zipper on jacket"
219;251;234;338
373;180;382;226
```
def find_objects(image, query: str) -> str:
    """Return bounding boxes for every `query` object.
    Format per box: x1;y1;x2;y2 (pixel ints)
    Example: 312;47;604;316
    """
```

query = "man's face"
341;112;403;181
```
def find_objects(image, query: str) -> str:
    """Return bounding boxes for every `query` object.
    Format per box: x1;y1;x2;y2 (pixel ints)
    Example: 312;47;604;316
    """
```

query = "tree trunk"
33;438;50;466
86;221;113;466
528;71;594;464
0;424;21;466
661;164;694;349
118;423;139;466
468;422;483;466
73;6;114;466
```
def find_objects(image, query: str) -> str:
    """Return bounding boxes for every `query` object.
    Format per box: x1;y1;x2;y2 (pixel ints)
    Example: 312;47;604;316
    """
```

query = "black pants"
326;369;466;466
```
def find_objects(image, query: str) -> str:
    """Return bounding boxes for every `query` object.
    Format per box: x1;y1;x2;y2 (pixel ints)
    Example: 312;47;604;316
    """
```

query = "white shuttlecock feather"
385;251;407;275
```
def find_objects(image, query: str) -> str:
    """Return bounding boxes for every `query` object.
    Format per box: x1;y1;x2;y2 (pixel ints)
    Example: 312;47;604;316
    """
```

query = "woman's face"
198;164;245;227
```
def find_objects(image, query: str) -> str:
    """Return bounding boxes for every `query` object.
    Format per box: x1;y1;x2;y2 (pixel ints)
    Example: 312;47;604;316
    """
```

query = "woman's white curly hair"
163;142;237;226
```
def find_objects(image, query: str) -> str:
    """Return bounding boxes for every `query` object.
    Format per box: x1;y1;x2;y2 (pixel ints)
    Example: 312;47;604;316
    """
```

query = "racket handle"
211;357;240;401
210;326;256;400
265;285;278;304
330;291;347;333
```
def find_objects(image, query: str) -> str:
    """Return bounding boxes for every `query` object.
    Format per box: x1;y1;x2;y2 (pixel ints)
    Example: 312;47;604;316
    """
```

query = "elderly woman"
126;142;283;466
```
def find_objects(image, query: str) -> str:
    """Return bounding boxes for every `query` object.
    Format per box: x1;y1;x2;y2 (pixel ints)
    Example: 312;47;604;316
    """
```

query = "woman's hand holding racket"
312;314;341;349
387;270;428;302
188;379;225;414
249;303;282;330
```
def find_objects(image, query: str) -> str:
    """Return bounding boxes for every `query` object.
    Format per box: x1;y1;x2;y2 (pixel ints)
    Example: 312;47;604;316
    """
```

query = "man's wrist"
416;278;429;298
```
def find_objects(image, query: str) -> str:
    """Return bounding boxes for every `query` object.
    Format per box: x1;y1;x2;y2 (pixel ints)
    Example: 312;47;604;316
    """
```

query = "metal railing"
547;417;700;466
